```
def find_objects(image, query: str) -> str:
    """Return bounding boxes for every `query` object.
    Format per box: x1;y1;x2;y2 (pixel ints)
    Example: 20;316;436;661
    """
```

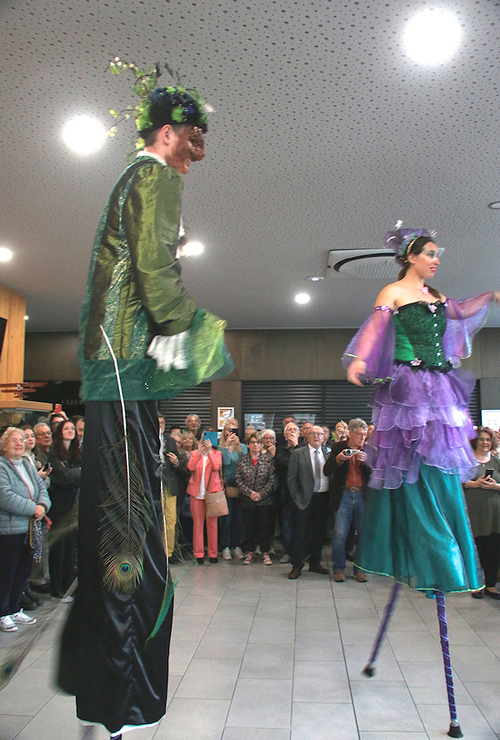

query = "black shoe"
471;589;484;599
288;567;301;580
30;582;51;594
196;558;204;565
484;589;500;600
308;562;329;575
20;594;38;611
209;557;218;564
24;588;43;606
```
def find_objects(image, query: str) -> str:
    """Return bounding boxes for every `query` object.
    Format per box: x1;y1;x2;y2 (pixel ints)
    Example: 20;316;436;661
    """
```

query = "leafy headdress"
108;58;209;150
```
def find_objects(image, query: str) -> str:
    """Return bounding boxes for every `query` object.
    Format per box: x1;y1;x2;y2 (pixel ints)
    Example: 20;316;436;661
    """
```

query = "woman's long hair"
52;420;82;464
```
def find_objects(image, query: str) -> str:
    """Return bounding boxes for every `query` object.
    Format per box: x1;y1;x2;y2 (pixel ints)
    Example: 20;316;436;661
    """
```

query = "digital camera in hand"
344;449;360;457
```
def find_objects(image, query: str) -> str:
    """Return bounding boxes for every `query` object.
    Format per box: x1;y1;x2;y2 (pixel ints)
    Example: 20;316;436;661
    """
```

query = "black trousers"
242;505;272;553
0;533;33;617
58;400;173;735
291;493;329;569
475;533;500;588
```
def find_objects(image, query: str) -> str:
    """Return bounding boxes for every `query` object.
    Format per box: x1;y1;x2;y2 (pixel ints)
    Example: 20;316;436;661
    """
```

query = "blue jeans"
332;489;365;572
219;497;242;549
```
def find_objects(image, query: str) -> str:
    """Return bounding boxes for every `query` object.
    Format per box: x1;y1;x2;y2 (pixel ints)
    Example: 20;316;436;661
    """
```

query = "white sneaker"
0;615;18;632
233;547;245;560
222;547;232;560
61;595;74;604
280;553;291;564
10;610;36;625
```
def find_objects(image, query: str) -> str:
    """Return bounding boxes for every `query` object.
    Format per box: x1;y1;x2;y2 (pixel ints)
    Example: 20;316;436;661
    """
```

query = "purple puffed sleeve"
342;306;395;383
443;292;494;365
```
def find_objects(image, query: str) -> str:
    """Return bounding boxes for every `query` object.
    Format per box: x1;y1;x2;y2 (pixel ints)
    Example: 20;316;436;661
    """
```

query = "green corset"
394;301;448;369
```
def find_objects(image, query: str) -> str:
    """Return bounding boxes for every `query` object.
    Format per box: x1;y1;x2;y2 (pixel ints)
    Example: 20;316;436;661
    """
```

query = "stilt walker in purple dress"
344;223;500;738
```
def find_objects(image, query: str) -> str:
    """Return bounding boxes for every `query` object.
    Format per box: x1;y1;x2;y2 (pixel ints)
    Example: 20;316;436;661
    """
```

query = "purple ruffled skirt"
368;364;477;490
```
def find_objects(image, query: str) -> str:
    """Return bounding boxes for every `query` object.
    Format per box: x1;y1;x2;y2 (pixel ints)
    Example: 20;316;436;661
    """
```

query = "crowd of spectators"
0;410;85;631
159;412;375;581
159;412;500;599
2;405;499;634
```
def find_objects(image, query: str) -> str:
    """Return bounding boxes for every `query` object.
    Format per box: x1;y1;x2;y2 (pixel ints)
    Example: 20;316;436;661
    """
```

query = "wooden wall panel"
24;326;500;388
0;284;26;399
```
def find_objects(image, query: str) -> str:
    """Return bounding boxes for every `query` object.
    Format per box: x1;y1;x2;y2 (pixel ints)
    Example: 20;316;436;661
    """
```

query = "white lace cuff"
147;332;189;371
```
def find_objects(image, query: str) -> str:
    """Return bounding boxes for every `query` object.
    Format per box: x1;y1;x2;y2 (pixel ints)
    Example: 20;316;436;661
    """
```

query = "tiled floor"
2;554;500;739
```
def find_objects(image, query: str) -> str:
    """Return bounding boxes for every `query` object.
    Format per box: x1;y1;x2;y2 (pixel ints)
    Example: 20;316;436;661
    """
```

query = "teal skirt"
355;463;482;593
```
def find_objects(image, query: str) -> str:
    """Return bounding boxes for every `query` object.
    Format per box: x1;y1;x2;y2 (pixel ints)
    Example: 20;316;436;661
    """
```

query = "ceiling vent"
327;249;398;279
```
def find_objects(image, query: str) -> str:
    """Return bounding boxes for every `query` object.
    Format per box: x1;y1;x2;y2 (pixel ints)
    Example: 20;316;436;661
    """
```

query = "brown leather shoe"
288;567;301;580
354;571;368;583
333;570;345;582
308;563;329;575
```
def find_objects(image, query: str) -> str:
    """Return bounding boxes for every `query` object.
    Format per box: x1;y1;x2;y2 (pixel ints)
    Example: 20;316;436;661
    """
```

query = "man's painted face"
168;125;205;173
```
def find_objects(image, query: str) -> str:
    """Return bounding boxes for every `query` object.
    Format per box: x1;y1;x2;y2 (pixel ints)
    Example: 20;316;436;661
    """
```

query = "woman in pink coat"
187;437;223;563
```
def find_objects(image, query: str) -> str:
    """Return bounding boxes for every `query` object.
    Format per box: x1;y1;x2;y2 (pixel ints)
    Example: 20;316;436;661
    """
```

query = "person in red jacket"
187;437;223;564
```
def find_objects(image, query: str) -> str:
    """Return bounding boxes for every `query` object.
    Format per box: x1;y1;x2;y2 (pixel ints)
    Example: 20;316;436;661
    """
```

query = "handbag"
205;490;229;518
28;517;44;562
225;485;239;498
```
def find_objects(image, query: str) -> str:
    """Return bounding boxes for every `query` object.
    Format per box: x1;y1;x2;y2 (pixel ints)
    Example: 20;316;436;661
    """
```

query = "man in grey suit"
287;426;331;579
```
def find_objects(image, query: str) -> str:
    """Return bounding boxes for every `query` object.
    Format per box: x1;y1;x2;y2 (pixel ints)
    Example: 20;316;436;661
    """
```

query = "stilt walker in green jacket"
58;61;233;738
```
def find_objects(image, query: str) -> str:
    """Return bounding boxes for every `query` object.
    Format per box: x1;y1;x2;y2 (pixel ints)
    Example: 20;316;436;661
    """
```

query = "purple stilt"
436;591;463;738
363;580;402;677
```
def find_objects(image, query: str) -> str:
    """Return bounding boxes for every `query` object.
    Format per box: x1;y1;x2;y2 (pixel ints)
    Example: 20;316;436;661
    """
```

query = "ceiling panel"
1;0;499;331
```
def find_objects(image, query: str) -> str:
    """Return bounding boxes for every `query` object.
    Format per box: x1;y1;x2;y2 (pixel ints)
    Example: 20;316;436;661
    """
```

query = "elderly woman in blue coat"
0;427;51;632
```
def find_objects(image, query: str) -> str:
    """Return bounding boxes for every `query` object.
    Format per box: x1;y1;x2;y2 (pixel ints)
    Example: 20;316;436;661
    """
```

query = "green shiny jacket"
80;156;198;401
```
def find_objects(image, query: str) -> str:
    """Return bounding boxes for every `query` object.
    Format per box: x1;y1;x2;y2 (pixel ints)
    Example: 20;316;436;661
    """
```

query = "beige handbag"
205;490;229;518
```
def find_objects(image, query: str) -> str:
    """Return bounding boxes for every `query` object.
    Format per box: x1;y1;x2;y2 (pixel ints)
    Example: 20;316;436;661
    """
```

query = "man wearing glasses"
287;426;332;579
33;423;53;467
324;418;371;582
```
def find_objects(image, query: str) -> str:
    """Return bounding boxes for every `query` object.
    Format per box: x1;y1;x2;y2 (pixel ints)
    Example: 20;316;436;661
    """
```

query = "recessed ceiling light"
306;276;324;282
23;315;29;321
62;116;107;155
0;247;13;261
181;241;204;256
295;293;310;305
404;9;462;65
488;202;500;210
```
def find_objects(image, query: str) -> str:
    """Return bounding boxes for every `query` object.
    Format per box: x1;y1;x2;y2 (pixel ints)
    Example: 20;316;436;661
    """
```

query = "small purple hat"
385;221;437;264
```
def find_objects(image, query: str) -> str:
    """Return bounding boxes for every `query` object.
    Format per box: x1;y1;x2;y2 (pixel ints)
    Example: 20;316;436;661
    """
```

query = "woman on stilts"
344;222;500;738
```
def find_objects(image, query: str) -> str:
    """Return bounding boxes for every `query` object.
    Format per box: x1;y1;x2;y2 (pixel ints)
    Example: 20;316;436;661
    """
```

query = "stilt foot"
447;722;463;738
362;664;375;677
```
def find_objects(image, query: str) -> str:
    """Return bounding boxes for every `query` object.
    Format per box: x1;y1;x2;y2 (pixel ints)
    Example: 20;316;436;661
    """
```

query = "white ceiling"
1;0;499;332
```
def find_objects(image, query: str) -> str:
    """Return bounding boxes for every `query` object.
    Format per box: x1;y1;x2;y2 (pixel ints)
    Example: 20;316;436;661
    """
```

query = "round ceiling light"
181;241;204;256
0;247;13;262
488;202;500;210
295;293;311;305
62;116;107;155
404;9;462;65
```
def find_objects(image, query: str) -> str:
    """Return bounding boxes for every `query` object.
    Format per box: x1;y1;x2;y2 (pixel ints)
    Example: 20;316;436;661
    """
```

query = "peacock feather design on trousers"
98;326;152;594
100;435;152;593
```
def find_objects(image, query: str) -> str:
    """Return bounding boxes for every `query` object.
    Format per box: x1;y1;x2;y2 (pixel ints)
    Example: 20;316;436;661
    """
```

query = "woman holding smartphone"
187;434;223;564
464;427;500;599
